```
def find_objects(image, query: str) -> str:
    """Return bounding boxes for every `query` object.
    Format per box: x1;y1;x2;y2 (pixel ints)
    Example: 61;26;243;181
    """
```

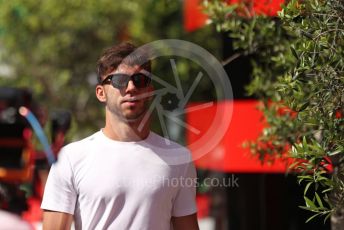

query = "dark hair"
96;42;151;83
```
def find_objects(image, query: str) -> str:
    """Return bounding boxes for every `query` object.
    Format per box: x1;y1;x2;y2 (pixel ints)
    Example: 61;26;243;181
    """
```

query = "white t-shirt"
41;130;197;230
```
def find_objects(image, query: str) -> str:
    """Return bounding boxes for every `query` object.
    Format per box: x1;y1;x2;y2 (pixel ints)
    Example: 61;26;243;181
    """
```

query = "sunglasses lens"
111;74;130;88
132;73;151;88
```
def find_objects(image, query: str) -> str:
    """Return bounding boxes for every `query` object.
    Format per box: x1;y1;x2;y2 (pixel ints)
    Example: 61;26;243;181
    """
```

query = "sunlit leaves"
204;0;344;223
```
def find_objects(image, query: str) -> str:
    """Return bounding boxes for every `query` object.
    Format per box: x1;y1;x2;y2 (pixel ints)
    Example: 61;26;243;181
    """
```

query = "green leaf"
306;213;321;223
299;205;315;211
327;149;342;156
304;196;317;209
315;192;324;208
323;212;331;224
290;46;298;59
304;182;313;195
302;136;308;151
297;102;309;112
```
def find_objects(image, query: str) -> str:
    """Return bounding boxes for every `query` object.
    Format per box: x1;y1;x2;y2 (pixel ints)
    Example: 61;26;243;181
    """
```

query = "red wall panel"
186;100;287;173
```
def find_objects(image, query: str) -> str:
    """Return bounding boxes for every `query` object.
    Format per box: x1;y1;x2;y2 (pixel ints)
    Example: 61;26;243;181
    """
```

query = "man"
41;42;199;230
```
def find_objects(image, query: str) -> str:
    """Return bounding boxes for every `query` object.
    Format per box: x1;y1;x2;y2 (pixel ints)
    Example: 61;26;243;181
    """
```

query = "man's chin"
123;110;147;123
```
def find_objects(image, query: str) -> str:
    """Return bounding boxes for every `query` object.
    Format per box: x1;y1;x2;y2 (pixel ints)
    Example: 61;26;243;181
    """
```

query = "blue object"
19;107;56;165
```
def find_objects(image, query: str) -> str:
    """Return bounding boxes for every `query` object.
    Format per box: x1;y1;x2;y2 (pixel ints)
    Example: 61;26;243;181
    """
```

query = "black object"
0;87;33;124
51;109;71;142
101;72;151;89
0;123;26;169
0;87;33;169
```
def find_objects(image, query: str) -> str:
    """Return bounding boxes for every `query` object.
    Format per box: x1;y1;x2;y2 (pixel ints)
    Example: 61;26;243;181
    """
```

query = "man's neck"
103;112;150;142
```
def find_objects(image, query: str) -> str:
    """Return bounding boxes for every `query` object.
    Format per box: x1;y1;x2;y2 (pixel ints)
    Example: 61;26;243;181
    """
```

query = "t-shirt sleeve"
41;148;77;214
172;161;198;217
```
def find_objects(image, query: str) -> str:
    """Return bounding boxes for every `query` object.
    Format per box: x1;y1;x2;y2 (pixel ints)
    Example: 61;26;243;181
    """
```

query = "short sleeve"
172;162;197;217
41;148;77;214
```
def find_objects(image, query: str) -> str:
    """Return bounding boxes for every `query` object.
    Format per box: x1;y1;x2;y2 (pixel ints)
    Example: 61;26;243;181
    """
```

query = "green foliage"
0;0;137;138
204;0;344;223
279;0;344;220
0;0;220;140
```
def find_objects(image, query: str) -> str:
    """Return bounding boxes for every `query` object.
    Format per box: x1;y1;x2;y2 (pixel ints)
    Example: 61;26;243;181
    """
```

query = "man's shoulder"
63;132;99;148
58;131;100;159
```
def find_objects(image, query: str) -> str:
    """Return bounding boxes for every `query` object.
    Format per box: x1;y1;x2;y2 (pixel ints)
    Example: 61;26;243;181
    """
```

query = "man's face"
100;64;153;122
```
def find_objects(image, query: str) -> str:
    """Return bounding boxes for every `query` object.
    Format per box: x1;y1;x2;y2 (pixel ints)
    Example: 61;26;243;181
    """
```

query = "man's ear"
96;85;107;103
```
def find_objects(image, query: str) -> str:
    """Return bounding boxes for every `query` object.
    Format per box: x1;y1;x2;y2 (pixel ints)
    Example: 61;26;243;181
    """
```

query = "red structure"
186;100;287;173
184;0;285;32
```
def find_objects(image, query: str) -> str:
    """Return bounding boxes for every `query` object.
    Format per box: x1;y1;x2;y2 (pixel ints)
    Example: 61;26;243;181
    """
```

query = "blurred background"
0;0;340;229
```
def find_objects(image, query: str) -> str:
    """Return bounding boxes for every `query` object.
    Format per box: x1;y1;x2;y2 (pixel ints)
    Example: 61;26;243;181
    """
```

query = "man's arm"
43;210;73;230
171;213;199;230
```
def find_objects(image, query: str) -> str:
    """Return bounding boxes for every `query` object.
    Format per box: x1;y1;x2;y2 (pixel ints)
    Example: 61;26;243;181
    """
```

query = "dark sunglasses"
101;72;151;89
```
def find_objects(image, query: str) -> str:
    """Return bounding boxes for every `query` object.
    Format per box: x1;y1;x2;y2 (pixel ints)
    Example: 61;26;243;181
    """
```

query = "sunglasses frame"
101;72;152;89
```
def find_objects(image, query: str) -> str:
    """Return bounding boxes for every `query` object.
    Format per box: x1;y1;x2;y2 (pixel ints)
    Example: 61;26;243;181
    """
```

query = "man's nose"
125;80;137;93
